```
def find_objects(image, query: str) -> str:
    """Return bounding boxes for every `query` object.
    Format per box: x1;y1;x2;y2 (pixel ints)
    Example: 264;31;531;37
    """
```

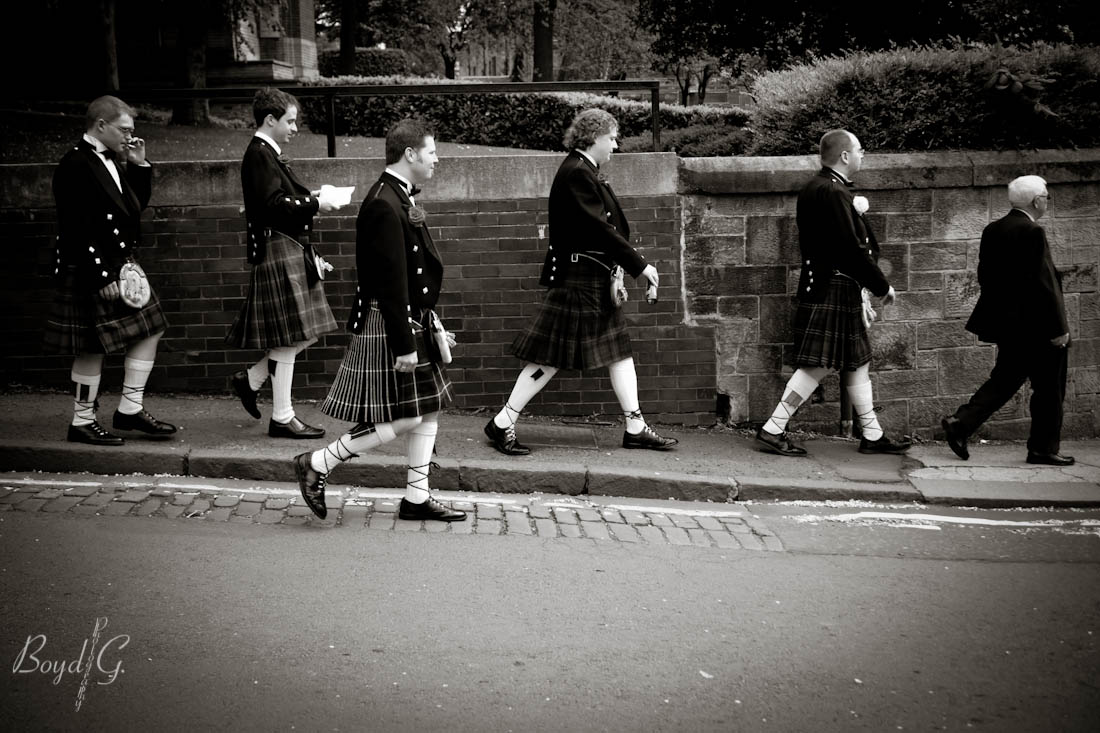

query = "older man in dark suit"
44;95;176;445
755;129;910;457
941;175;1072;465
294;119;465;522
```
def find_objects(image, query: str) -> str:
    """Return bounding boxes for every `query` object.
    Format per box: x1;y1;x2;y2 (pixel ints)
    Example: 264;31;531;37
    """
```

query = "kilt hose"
225;232;337;349
320;304;452;424
43;266;168;355
791;272;872;371
511;261;633;371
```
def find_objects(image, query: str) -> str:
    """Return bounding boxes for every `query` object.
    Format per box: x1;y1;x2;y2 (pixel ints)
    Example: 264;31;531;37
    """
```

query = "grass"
0;106;548;164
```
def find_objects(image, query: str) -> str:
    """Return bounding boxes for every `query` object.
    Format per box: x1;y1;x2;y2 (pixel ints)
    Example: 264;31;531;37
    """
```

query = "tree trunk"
171;3;210;125
439;44;457;80
532;0;556;81
98;0;119;92
698;64;714;104
509;44;525;82
339;0;357;75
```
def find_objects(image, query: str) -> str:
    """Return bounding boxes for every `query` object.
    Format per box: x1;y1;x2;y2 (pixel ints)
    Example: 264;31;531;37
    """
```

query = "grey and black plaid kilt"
510;261;632;370
225;232;337;349
791;273;872;371
320;304;452;424
43;266;168;355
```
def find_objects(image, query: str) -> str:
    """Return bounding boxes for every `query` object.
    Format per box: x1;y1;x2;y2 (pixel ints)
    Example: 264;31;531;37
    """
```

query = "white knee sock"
405;418;439;504
494;363;557;429
268;347;298;424
118;357;154;415
608;358;646;434
246;356;269;392
311;421;402;474
763;368;828;435
71;371;101;427
846;378;884;441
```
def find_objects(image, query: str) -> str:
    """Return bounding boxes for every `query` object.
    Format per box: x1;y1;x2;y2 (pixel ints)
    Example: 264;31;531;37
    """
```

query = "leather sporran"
118;261;150;309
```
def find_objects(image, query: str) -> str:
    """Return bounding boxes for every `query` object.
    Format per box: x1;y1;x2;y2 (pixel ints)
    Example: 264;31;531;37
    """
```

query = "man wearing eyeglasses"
941;175;1073;466
44;95;176;445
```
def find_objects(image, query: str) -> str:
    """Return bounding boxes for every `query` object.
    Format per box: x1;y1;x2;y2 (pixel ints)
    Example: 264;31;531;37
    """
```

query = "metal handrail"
118;80;663;157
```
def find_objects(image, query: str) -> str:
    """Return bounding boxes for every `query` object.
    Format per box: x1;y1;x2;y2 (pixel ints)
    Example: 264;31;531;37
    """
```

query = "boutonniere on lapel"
408;204;427;226
277;153;291;167
597;171;611;187
852;195;870;216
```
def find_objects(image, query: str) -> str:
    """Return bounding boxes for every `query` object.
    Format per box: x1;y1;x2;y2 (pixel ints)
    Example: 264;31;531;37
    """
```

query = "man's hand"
316;188;342;213
124;137;146;166
1051;333;1071;348
394;351;419;373
881;286;896;306
639;264;659;288
98;281;120;301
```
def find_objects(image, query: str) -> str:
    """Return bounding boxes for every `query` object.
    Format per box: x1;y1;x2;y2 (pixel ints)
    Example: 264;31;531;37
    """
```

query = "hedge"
747;43;1100;155
297;75;750;151
318;48;411;78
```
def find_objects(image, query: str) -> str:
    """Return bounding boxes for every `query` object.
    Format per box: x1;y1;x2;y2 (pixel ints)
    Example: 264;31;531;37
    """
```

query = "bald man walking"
941;175;1073;465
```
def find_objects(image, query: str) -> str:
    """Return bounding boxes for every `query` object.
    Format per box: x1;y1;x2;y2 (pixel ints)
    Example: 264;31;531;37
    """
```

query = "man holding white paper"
226;87;347;439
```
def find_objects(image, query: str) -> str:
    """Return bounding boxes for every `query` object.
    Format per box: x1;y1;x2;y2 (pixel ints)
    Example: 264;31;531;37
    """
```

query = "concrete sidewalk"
0;392;1098;508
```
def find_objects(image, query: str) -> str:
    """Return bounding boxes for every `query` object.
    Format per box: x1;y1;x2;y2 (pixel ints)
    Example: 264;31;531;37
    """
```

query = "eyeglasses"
101;120;135;139
1037;193;1052;201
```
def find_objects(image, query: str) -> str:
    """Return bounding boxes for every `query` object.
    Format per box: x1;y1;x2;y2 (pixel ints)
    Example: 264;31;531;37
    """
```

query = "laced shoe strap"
407;461;431;492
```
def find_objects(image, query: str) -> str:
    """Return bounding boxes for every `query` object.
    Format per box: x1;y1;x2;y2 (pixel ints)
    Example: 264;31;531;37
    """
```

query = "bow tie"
101;148;117;161
409;185;421;197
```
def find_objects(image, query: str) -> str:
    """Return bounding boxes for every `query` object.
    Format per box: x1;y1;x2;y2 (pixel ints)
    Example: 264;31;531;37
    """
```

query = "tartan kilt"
791;273;872;371
511;265;632;370
320;304;452;423
43;266;168;355
225;232;337;349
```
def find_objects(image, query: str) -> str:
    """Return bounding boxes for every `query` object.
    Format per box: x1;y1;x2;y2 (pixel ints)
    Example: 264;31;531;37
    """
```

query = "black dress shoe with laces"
293;452;328;519
623;425;678;450
269;416;325;439
1026;452;1075;466
399;497;467;522
231;370;261;419
67;422;124;446
484;418;530;455
941;415;969;460
113;409;177;437
755;427;807;456
858;434;912;454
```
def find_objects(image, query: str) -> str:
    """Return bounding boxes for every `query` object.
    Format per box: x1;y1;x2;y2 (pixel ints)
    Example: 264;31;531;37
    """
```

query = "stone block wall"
681;150;1100;439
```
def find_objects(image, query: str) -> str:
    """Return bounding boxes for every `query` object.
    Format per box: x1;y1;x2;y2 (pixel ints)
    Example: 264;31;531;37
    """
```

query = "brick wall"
681;150;1100;440
0;153;716;426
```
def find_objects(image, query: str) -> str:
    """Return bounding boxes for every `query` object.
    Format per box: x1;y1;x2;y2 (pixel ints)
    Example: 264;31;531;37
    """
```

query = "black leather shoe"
232;370;261;420
858;434;912;454
293;452;328;519
67;422;124;446
1026;452;1075;466
484;418;530;455
269;416;325;439
623;425;679;450
941;416;969;460
755;427;807;456
399;497;467;522
113;409;177;437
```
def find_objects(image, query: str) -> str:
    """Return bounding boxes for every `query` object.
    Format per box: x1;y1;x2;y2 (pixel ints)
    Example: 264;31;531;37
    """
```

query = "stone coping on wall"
679;148;1100;194
0;152;680;209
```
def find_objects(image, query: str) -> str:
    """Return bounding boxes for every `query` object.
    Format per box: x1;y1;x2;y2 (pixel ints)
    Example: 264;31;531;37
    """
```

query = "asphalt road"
2;483;1098;732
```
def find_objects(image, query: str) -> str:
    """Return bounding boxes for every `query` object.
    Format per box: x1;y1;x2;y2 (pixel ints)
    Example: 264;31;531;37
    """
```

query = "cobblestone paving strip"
0;479;784;552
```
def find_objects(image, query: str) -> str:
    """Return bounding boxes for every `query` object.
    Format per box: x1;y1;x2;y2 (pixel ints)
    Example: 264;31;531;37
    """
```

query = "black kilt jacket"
538;151;647;287
52;139;152;293
965;209;1068;344
795;167;890;303
346;173;443;357
241;136;320;264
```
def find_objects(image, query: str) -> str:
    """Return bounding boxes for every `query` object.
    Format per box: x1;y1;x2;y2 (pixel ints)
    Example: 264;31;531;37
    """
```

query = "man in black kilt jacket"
294;119;465;522
44;95;176;445
484;108;677;455
941;175;1073;466
756;129;911;457
226;88;345;439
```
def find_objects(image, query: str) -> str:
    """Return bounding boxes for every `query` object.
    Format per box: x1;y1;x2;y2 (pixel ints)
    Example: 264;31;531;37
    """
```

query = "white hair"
1007;175;1047;208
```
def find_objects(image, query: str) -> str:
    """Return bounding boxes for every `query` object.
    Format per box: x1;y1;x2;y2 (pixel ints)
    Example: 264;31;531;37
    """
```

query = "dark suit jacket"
53;139;152;294
795;167;890;303
240;136;319;264
966;209;1068;344
538;151;647;287
347;173;443;357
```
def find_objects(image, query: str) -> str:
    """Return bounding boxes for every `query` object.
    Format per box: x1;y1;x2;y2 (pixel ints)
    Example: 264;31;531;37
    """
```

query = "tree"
532;0;556;81
555;0;654;81
97;0;120;91
339;0;360;74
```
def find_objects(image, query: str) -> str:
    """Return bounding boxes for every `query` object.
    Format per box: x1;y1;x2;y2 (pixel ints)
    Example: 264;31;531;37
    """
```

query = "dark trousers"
953;339;1068;454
